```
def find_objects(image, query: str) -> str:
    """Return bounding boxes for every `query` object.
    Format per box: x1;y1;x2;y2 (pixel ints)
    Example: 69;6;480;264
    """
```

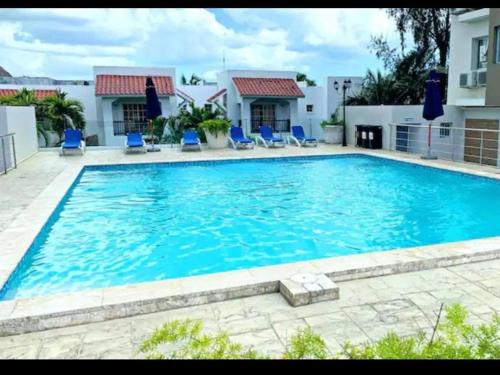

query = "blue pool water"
3;154;500;300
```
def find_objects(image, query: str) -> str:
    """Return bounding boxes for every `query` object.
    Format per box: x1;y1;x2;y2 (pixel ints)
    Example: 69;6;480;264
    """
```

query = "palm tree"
0;88;52;145
296;73;317;87
346;69;399;105
42;91;86;141
181;74;202;85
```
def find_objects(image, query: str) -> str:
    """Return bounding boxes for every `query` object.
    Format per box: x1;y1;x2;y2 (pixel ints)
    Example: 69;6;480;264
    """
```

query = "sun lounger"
60;129;85;156
124;132;146;153
287;125;318;147
228;126;254;149
256;125;285;148
181;130;202;151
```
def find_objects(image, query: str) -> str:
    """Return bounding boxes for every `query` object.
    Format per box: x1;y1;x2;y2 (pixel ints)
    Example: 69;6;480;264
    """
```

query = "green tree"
363;8;452;105
181;74;202;85
296;72;316;87
346;69;400;105
386;8;451;68
0;88;52;145
42;91;86;140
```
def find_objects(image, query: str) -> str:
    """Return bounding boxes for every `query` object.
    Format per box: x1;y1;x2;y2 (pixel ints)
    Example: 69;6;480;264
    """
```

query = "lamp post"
334;79;351;147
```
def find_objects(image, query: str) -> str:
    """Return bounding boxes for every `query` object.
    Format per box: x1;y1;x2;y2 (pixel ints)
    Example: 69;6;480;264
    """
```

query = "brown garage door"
464;119;499;166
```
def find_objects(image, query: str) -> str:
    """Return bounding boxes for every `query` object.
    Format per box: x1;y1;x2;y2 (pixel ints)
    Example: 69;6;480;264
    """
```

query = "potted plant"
198;119;231;149
320;110;344;144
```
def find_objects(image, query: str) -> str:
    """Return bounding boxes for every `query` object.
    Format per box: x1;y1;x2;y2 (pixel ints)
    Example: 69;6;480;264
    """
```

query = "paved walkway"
1;146;499;358
0;259;498;359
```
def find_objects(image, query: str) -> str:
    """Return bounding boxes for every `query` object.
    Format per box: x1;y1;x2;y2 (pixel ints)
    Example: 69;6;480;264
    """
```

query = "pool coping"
1;149;500;336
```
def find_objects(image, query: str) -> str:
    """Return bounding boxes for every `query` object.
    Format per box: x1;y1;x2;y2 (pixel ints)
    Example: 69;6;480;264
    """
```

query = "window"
440;122;452;138
306;104;314;113
204;103;212;112
123;104;146;123
223;93;227;109
472;37;488;69
495;26;500;64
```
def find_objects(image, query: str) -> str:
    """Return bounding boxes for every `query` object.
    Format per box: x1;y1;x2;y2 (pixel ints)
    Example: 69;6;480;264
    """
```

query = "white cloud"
223;8;398;50
0;8;399;80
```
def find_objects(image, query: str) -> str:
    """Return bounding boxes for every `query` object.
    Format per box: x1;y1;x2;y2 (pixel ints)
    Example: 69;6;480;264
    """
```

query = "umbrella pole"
150;119;154;151
421;121;437;160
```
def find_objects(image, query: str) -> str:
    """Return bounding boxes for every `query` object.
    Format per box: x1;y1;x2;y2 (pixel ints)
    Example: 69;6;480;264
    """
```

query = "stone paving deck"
0;259;498;359
1;145;500;358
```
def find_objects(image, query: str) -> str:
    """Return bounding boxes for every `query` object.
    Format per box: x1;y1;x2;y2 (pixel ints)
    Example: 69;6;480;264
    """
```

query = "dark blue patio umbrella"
145;76;162;152
421;70;444;159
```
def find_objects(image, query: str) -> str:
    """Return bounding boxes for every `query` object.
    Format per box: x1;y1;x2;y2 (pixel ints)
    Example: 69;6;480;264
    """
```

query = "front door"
251;104;276;132
464;119;499;166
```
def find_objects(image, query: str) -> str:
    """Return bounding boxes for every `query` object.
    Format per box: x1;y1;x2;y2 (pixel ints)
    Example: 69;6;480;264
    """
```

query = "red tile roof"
95;75;174;96
176;88;194;102
0;89;58;100
232;77;304;98
207;88;227;102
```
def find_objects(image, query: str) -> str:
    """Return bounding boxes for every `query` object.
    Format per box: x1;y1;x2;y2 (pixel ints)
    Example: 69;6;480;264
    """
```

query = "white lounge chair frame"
123;139;147;154
60;140;86;156
255;136;286;148
181;137;202;151
228;137;255;150
287;135;318;147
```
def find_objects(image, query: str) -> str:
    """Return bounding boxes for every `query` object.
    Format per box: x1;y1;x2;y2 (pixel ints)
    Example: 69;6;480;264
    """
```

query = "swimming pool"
2;154;500;300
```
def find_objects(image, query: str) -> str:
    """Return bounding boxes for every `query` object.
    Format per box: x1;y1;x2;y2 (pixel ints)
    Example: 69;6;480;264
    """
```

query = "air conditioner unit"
459;71;478;88
477;69;487;86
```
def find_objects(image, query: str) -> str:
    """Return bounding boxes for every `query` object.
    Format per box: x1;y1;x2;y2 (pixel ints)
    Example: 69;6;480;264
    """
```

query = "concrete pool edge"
1;148;500;335
1;236;500;336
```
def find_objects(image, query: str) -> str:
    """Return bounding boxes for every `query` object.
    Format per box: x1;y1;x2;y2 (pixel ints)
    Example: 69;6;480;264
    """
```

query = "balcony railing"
113;121;149;136
0;132;16;175
240;119;291;133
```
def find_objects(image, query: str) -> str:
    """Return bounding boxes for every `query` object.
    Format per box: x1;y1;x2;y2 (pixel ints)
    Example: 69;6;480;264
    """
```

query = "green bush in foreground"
139;304;500;359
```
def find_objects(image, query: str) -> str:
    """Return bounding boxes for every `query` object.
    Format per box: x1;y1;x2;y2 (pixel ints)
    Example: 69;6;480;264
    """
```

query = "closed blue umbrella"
421;70;444;159
145;76;162;152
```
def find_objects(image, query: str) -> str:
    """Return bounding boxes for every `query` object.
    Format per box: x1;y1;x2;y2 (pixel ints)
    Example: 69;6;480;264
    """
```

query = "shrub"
138;319;264;359
282;326;328;359
138;304;500;359
342;304;500;359
320;110;344;128
198;119;231;137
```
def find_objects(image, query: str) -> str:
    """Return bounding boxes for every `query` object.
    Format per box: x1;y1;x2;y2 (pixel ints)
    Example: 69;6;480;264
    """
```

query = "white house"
94;66;178;147
0;64;363;146
445;8;500;165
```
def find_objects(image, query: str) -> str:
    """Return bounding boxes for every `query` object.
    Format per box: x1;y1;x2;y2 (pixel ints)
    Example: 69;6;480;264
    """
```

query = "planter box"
323;125;343;144
204;130;228;149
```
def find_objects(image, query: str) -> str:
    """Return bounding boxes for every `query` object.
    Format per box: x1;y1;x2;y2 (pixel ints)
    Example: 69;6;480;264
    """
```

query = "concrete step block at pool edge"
279;273;339;307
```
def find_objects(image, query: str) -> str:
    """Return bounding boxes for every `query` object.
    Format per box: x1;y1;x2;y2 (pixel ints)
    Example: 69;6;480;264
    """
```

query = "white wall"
0;106;37;172
0;83;99;143
178;85;217;107
344;105;464;160
298;86;325;139
447;9;490;106
325;76;363;119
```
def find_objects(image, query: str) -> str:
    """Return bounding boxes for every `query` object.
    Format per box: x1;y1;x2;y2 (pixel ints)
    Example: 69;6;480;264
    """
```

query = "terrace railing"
388;123;500;168
0;132;16;175
113;121;149;136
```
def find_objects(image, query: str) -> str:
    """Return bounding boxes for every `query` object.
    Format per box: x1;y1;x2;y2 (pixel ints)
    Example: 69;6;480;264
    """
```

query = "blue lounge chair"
124;132;146;153
181;130;201;151
60;129;85;156
287;125;318;147
229;126;254;149
256;125;285;148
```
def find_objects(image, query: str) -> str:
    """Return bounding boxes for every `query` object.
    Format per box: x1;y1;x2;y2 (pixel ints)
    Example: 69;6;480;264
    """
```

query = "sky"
0;8;402;84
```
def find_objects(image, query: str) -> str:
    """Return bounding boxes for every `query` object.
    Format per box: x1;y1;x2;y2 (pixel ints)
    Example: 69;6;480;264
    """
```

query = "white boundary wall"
343;105;465;160
0;106;37;171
